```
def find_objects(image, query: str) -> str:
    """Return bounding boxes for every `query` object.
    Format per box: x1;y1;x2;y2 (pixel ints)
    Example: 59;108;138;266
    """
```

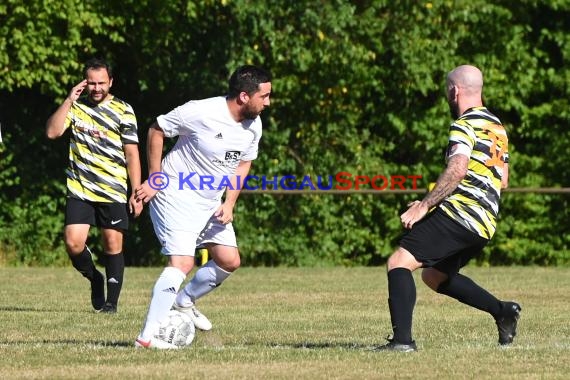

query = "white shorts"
149;187;237;256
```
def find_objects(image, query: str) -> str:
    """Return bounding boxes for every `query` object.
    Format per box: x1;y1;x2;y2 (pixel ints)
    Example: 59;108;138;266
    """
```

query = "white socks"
176;260;231;307
139;266;186;340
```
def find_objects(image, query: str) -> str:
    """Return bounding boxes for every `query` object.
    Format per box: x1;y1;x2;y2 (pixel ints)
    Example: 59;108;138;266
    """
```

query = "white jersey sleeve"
240;120;262;161
156;100;201;138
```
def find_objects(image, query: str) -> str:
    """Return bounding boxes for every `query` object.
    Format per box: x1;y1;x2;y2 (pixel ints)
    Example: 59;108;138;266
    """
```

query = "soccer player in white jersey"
134;65;272;349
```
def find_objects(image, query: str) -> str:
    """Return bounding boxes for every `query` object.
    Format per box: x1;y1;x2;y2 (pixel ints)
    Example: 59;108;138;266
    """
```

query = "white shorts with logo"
149;186;237;256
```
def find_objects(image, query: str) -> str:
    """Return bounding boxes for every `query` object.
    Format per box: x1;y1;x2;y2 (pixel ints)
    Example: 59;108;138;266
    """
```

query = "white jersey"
150;96;262;244
157;96;261;201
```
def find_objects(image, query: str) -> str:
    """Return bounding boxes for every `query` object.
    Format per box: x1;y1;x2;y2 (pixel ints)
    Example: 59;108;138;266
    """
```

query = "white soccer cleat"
135;337;180;350
173;303;212;331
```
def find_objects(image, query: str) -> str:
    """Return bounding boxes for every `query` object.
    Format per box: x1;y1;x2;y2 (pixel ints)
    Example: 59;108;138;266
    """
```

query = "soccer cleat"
372;338;417;352
99;302;117;314
134;337;180;350
91;271;105;311
173;302;212;331
496;301;522;345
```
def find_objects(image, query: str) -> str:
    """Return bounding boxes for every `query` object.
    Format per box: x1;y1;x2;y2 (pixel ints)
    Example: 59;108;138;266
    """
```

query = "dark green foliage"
1;0;569;266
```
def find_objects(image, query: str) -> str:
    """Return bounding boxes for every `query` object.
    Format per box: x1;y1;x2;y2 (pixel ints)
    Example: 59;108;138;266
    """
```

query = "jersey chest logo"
225;151;241;165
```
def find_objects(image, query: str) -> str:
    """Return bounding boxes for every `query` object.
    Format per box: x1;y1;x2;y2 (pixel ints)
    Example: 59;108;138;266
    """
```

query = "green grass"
0;266;568;379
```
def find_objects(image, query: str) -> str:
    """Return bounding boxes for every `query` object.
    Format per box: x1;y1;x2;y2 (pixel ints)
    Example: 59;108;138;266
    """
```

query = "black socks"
69;247;98;281
104;253;124;306
387;268;416;344
436;273;501;318
386;268;504;344
69;248;125;308
70;247;105;310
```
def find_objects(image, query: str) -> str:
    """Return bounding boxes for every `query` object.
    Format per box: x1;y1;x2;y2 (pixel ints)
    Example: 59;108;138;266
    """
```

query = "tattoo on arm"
422;155;469;208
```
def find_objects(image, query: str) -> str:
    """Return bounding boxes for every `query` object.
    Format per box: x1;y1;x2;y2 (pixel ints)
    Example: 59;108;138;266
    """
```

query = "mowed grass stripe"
0;267;568;379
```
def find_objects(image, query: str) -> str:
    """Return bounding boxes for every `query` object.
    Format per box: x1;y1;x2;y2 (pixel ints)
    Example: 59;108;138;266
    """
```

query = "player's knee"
214;250;240;272
421;268;446;291
386;254;397;270
102;232;123;253
64;227;88;255
103;240;122;254
64;239;84;255
222;254;240;272
386;248;420;271
178;263;195;275
169;256;195;275
421;270;437;290
229;253;241;271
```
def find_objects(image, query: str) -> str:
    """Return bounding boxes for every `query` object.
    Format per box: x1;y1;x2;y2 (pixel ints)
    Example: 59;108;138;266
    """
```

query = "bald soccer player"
374;65;520;352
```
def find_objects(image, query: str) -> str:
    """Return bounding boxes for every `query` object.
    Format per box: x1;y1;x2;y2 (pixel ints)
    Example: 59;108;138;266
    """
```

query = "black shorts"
399;208;488;274
65;197;129;230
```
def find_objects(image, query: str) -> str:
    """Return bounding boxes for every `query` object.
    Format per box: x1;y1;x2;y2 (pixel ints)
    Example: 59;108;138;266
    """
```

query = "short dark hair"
83;58;113;78
227;65;271;99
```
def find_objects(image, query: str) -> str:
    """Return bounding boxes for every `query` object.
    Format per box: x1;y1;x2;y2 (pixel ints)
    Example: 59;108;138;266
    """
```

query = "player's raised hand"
67;80;87;102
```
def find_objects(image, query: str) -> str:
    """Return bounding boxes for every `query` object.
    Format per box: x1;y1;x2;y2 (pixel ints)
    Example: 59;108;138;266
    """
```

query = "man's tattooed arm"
422;154;469;208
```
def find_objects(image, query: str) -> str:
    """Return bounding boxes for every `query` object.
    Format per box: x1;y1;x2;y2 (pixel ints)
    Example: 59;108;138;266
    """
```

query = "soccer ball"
156;310;196;347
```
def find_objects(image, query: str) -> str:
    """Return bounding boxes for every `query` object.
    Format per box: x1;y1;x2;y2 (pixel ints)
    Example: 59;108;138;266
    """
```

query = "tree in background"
1;0;569;266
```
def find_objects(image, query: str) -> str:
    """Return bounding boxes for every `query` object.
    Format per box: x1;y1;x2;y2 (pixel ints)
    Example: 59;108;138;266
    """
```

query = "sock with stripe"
139;267;186;341
104;252;124;306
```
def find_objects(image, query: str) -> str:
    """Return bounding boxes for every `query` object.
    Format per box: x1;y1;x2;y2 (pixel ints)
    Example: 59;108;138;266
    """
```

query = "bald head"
446;65;484;118
447;65;483;95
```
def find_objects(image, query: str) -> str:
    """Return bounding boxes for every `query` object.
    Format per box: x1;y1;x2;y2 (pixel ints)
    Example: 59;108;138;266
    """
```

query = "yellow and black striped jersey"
64;96;138;203
439;107;508;239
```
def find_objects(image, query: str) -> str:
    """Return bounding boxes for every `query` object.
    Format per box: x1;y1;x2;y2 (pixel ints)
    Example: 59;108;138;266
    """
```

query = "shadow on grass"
269;342;373;350
0;338;379;350
0;306;96;313
0;339;135;347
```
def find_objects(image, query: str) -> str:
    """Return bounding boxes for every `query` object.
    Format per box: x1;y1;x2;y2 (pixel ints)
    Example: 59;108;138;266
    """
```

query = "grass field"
0;266;568;379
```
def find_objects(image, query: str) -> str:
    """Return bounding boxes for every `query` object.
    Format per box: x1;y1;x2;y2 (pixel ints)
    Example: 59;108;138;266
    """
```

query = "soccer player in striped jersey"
46;58;142;314
376;65;520;352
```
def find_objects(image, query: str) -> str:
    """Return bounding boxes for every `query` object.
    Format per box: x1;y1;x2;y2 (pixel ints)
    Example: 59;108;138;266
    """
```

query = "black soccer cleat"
91;271;105;311
495;301;521;345
99;302;117;314
372;338;417;352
